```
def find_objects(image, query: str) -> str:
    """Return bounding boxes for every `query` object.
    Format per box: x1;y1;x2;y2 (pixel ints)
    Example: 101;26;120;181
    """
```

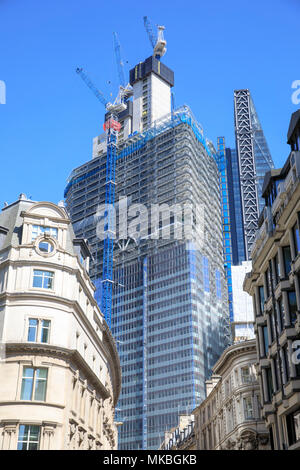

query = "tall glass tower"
234;89;274;260
65;56;230;449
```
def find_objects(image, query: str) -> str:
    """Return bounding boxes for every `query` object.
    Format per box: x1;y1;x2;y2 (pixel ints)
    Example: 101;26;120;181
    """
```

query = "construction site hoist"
76;33;132;328
143;16;167;60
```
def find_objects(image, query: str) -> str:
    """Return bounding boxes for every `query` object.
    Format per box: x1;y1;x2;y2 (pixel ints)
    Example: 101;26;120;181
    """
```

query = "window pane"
259;286;264;314
21;368;34;400
283;246;292;277
18;424;27;441
32;225;58;241
39;241;53;253
43;273;53;289
17;425;40;451
33;271;43;288
34;368;48;401
288;291;297;325
41;320;50;343
27;319;38;341
263;326;269;355
29;426;40;441
293;224;300;254
33;270;54;289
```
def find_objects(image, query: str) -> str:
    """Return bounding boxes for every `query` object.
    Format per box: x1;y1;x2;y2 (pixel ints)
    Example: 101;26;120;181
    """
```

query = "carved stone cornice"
4;343;110;400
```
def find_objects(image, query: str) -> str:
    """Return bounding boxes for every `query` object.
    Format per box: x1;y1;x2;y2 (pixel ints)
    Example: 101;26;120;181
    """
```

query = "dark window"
274;252;280;283
269;309;276;343
287;291;297;325
258;286;265;315
293;223;300;256
286;409;300;447
265;268;271;298
283;345;290;382
276;298;285;332
263;326;269;356
266;367;274;402
283;246;292;277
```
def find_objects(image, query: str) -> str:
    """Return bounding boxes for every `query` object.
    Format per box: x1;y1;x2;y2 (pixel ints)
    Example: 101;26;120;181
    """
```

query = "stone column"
42;423;56;450
1;421;18;450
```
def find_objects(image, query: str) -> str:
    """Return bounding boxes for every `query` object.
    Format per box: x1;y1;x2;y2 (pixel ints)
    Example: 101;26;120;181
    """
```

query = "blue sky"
0;0;299;207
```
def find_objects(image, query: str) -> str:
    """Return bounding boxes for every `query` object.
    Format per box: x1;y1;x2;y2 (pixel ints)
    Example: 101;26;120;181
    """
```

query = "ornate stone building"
159;414;196;450
244;110;300;450
193;340;270;450
0;195;121;450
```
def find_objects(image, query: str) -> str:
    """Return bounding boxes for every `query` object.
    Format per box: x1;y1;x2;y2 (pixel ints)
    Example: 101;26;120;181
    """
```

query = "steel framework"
234;89;260;260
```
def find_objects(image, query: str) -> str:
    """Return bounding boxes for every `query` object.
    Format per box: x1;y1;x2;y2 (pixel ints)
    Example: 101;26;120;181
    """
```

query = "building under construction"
65;25;230;450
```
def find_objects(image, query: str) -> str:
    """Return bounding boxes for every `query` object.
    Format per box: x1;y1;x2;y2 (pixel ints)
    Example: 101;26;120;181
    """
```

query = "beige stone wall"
0;200;121;450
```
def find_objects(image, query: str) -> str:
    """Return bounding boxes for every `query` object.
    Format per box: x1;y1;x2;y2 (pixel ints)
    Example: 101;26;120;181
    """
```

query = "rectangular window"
286;409;300;446
243;396;254;420
283;345;290;383
241;366;251;383
21;367;48;401
266;266;272;297
274;252;280;283
17;425;40;450
287;291;297;325
27;318;38;342
269;309;276;343
263;326;269;356
266;367;274;402
283;246;292;277
33;270;54;289
27;319;50;343
293;223;300;257
258;286;265;315
276;298;285;332
32;225;58;241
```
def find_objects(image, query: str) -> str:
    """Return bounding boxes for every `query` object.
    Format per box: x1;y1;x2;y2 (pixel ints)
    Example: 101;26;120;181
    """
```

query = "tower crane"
143;16;167;60
76;63;126;328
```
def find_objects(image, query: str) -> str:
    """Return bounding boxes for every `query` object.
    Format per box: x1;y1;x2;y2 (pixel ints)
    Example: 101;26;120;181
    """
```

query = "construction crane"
113;32;133;101
143;16;167;60
76;66;126;328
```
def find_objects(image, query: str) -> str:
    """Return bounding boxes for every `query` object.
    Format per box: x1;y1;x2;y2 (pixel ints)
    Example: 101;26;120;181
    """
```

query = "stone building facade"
159;414;196;450
244;110;300;450
193;340;270;450
0;195;121;450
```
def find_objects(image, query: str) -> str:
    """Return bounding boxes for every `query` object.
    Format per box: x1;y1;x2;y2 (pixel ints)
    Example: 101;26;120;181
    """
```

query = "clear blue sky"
0;0;299;207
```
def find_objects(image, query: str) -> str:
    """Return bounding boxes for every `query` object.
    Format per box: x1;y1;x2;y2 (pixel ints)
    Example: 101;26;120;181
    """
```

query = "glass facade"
234;90;274;260
225;147;245;265
65;106;230;449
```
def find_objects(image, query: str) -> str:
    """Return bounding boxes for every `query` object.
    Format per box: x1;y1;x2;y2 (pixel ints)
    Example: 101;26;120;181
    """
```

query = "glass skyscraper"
233;89;274;260
65;56;230;449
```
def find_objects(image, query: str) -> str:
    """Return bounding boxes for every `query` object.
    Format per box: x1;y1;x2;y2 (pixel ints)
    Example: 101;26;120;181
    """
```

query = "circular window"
38;241;54;254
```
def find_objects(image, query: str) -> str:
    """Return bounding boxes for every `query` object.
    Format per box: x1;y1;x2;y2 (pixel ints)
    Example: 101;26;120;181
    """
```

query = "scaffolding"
65;108;230;449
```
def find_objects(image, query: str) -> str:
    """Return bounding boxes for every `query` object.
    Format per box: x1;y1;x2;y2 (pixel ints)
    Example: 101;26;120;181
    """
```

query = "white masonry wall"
231;261;255;341
132;80;143;133
150;73;171;125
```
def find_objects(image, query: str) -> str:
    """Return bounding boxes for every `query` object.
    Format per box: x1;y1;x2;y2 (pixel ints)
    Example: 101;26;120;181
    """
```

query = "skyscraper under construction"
65;30;230;449
234;89;274;260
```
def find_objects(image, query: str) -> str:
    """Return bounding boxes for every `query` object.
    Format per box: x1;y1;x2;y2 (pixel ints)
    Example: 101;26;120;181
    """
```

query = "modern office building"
244;110;300;450
0;195;121;450
193;339;270;450
225;146;245;265
65;54;231;449
234;89;274;260
215;137;233;323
